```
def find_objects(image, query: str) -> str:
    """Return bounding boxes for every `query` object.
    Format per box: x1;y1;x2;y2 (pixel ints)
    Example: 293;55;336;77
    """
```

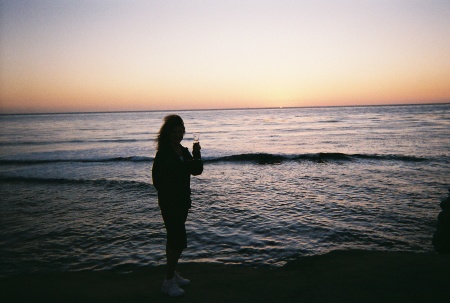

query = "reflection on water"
0;104;449;275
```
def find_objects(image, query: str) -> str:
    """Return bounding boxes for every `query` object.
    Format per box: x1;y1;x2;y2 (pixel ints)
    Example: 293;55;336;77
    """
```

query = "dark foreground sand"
2;250;450;303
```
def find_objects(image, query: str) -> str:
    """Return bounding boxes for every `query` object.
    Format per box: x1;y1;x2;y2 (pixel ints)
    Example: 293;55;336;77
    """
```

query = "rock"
433;190;450;254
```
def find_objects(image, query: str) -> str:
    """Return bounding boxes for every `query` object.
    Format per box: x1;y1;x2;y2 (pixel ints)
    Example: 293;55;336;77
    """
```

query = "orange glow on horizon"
1;1;450;113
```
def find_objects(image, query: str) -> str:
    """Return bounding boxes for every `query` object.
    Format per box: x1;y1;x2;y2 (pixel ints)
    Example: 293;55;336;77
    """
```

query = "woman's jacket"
152;145;203;210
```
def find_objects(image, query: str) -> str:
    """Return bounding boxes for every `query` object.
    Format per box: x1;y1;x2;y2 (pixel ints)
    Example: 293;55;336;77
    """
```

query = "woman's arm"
152;150;171;192
183;147;203;176
190;158;203;176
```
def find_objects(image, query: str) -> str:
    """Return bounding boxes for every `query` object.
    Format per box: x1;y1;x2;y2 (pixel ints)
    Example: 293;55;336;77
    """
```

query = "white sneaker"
174;272;190;286
161;278;185;297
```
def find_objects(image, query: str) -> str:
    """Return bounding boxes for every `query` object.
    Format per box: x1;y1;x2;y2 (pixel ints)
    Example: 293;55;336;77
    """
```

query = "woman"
152;115;203;297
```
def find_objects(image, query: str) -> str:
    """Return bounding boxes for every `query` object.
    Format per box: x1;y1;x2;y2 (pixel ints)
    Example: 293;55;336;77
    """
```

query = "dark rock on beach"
433;190;450;254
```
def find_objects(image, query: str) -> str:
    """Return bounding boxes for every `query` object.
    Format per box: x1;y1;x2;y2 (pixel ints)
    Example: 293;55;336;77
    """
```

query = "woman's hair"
155;115;185;151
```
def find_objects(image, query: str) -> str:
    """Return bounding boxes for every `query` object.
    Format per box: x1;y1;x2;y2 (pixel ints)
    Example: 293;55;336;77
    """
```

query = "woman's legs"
166;245;183;280
161;245;185;297
160;207;188;280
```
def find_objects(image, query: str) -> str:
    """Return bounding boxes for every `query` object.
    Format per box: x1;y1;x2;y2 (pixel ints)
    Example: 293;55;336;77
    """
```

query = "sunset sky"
1;0;449;113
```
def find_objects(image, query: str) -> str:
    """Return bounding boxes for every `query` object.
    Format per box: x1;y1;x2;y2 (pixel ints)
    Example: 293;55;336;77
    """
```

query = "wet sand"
2;250;450;303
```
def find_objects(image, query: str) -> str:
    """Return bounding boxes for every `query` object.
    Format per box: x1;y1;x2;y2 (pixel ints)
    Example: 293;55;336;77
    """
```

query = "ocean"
1;104;449;276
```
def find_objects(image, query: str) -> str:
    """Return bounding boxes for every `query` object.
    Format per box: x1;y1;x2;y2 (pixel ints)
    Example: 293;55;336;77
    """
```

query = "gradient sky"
1;0;450;113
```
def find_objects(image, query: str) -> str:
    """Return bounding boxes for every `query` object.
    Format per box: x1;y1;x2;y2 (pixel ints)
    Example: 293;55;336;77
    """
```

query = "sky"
1;0;450;113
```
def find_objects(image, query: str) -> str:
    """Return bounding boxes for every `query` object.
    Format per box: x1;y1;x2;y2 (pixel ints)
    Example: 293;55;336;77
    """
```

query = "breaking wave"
0;153;433;166
205;153;430;164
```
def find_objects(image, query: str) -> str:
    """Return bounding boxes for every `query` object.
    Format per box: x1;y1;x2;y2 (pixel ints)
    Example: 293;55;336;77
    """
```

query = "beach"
2;250;450;303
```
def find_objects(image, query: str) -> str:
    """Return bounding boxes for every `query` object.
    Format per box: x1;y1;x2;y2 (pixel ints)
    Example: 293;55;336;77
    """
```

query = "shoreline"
2;250;450;302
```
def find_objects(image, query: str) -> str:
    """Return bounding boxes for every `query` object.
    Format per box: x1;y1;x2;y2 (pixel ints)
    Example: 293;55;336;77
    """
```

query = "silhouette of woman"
152;115;203;297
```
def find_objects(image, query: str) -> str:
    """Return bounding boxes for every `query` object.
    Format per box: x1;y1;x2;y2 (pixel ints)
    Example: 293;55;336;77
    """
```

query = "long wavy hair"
155;115;185;151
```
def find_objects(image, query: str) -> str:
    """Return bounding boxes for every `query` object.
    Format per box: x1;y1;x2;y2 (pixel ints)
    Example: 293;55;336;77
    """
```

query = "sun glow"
1;1;449;113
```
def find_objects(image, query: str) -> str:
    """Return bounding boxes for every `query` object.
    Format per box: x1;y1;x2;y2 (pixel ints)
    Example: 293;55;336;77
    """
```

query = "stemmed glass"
193;132;200;143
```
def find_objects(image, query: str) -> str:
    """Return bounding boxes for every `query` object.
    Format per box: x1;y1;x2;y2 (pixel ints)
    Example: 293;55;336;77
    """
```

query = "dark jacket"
152;145;203;210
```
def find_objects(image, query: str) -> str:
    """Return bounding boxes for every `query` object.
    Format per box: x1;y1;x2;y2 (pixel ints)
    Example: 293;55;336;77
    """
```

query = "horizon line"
1;101;449;116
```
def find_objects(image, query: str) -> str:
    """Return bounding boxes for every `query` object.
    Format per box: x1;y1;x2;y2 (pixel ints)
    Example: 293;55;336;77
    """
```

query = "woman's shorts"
160;207;189;250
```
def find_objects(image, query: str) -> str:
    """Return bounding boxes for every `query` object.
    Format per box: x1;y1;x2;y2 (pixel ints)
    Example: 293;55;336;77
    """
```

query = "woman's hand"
193;142;201;153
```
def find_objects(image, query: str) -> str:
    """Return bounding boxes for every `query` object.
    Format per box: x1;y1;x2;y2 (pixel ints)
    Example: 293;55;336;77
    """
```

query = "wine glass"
193;132;200;143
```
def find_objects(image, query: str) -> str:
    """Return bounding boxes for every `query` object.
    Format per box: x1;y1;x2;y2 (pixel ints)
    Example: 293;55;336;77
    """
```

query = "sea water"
1;104;449;275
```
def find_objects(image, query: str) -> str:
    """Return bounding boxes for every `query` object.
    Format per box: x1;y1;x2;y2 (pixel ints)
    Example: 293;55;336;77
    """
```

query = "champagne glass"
193;132;200;143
